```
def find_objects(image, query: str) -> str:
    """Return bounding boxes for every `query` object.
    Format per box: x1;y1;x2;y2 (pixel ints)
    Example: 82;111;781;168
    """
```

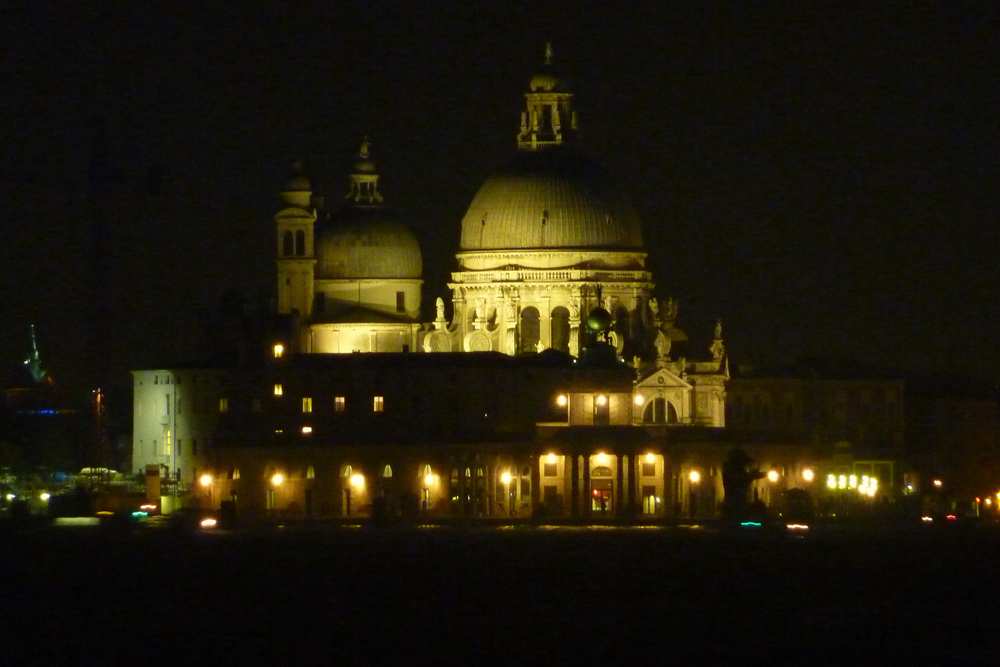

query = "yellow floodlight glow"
646;453;655;464
827;474;836;489
200;474;213;487
301;426;313;434
424;474;437;486
271;473;284;486
40;492;51;501
838;475;847;489
350;474;364;489
689;470;701;484
634;395;645;406
595;453;608;465
547;453;557;464
767;470;779;483
596;395;607;406
849;475;857;489
802;468;815;482
556;395;568;407
273;344;284;358
200;518;217;529
933;479;943;488
501;472;512;485
274;384;283;396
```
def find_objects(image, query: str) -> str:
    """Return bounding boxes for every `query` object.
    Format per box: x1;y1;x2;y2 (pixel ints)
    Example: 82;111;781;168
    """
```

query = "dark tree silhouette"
721;447;764;518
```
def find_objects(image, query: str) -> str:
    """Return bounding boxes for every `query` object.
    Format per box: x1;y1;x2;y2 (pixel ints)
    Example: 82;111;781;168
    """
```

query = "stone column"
582;456;591;518
615;454;625;517
531;456;540;517
570;453;580;518
628;450;638;517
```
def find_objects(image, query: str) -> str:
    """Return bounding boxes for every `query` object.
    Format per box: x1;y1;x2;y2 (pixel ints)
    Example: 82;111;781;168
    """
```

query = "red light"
946;514;957;521
593;490;600;496
976;497;981;503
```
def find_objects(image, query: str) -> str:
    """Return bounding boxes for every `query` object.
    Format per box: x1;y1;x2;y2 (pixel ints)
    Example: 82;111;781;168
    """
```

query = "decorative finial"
359;136;370;159
544;41;553;66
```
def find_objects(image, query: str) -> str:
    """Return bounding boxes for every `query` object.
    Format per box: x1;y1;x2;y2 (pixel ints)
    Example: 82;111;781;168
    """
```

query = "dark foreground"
3;522;999;664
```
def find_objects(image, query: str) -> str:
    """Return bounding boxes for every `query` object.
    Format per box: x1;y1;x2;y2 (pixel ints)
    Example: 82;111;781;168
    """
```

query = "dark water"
4;523;999;663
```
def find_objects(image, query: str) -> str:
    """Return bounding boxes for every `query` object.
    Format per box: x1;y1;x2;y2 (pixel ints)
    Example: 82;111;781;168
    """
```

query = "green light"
131;511;148;517
740;521;762;528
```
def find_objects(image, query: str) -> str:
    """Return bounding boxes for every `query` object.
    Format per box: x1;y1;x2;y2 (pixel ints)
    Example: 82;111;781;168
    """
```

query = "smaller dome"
282;161;311;192
529;69;564;92
315;209;422;280
586;307;613;333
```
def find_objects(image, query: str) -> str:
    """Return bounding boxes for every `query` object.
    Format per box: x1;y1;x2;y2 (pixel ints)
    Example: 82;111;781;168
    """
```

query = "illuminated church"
272;48;728;427
130;50;900;521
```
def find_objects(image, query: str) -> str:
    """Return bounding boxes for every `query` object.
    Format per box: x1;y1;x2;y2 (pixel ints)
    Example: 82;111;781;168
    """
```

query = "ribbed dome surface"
459;150;643;251
316;208;422;279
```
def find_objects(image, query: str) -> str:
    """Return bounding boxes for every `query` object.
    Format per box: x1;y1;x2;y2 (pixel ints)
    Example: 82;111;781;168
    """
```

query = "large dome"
459;149;643;251
316;208;422;280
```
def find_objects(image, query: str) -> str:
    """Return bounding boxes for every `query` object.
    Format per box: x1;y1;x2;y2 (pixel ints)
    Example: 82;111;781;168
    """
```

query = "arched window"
228;468;240;480
421;464;432;478
550;306;570;353
643;398;678;424
518;306;541;354
282;231;293;256
306;465;315;480
342;465;353;479
294;230;305;256
592;466;614;477
382;465;392;478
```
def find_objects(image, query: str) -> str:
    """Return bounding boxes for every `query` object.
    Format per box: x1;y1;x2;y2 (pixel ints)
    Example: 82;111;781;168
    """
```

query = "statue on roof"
23;325;50;384
544;41;554;66
359;136;370;159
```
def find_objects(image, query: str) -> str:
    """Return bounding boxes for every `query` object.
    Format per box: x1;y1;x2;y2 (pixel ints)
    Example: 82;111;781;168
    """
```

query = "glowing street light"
767;470;780;483
802;469;815;482
350;474;364;489
556;395;568;407
933;479;943;489
646;453;655;464
596;395;607;406
271;473;284;486
547;453;557;464
40;492;51;501
634;395;645;406
200;474;213;487
689;470;701;484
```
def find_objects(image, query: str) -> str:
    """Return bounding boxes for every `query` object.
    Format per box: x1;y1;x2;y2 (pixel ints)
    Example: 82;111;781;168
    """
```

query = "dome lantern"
517;42;578;151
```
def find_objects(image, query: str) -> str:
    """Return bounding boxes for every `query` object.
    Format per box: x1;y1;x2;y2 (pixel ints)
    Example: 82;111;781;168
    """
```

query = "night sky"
2;2;998;390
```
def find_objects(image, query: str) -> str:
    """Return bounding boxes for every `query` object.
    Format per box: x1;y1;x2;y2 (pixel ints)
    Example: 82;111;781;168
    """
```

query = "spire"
517;43;577;151
346;136;384;205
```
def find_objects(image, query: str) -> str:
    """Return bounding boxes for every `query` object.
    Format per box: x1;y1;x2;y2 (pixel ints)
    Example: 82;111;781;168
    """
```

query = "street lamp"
688;470;700;519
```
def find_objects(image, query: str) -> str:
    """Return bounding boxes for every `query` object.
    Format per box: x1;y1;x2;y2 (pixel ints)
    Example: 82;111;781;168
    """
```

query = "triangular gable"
636;367;692;391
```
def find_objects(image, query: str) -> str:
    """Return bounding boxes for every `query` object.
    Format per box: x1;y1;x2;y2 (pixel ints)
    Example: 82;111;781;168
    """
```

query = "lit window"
274;384;283;397
164;430;172;456
219;398;229;413
273;344;284;358
306;466;315;480
302;397;313;413
373;396;384;412
301;426;312;434
334;396;346;412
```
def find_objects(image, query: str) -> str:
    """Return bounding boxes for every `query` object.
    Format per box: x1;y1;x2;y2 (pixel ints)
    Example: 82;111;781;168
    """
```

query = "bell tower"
517;43;579;151
275;161;317;319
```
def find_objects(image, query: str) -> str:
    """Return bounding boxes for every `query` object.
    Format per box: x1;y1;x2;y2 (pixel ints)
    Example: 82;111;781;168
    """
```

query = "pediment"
636;368;692;391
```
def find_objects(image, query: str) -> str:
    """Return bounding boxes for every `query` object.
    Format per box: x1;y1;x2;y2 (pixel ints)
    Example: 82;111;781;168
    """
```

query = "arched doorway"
550;306;570;353
518;307;540;354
